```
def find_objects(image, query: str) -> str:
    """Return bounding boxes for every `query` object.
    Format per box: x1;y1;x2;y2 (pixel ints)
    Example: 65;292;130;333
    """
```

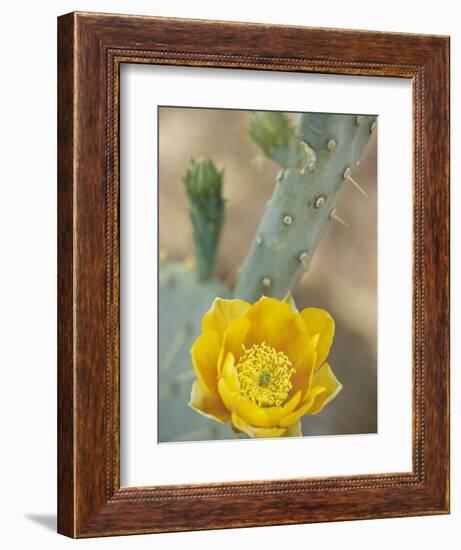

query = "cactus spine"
234;112;376;303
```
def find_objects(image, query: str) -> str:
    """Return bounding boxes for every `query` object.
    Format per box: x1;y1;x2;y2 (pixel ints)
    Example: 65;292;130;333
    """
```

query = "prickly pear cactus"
159;115;376;441
234;111;377;303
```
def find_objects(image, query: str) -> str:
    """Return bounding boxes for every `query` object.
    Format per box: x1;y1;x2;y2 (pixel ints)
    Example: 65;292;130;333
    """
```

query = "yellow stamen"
236;343;294;407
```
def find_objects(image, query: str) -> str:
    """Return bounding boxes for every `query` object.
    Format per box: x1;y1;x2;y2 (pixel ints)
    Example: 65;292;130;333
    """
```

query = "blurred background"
159;107;377;439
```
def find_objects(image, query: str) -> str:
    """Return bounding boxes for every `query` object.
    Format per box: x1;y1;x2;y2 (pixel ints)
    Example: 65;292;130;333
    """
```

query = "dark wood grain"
57;13;75;538
57;11;450;538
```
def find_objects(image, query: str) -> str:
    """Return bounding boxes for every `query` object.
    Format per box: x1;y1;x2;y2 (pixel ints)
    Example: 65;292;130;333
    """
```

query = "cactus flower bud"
182;158;224;280
248;111;310;169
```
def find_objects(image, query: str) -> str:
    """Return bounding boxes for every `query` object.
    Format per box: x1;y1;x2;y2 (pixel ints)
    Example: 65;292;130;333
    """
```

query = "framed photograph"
57;12;450;537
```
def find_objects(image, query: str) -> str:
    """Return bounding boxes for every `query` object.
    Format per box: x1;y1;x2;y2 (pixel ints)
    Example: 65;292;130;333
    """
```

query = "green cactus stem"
183;158;224;280
234;112;377;303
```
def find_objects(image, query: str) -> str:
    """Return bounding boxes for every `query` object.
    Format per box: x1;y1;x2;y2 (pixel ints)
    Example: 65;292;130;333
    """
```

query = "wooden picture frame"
57;12;450;537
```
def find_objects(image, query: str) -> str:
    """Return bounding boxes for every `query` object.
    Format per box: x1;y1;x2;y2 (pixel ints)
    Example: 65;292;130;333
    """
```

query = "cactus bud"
182;158;224;280
183;158;223;196
248;112;309;169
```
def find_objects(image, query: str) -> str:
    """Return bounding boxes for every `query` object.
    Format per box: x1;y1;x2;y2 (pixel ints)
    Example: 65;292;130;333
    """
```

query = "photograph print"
158;107;377;443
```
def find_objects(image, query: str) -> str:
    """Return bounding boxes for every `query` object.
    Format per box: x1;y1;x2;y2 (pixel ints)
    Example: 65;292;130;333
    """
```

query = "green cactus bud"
248;111;291;151
182;158;225;280
183;157;223;196
248;111;309;169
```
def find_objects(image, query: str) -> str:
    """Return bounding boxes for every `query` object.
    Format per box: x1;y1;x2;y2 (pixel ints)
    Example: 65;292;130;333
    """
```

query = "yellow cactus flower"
189;296;342;438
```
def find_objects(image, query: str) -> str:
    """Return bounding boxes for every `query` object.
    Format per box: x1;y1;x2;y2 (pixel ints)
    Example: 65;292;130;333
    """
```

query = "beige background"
159;107;377;436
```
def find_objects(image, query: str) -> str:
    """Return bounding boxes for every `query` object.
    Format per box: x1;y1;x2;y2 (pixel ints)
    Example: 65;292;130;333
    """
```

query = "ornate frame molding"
58;12;449;537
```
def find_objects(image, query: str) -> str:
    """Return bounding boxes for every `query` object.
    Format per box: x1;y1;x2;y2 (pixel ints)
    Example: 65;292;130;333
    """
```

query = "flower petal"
279;313;311;364
300;308;335;369
307;363;343;414
278;386;327;427
286;319;317;398
191;330;221;395
202;298;251;336
218;316;251;373
244;300;316;397
189;379;230;423
236;390;301;428
244;296;293;349
231;413;286;438
221;352;240;392
217;377;240;413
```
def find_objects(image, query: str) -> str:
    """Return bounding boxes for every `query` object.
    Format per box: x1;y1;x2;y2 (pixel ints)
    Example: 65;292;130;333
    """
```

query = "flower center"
236;342;294;407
